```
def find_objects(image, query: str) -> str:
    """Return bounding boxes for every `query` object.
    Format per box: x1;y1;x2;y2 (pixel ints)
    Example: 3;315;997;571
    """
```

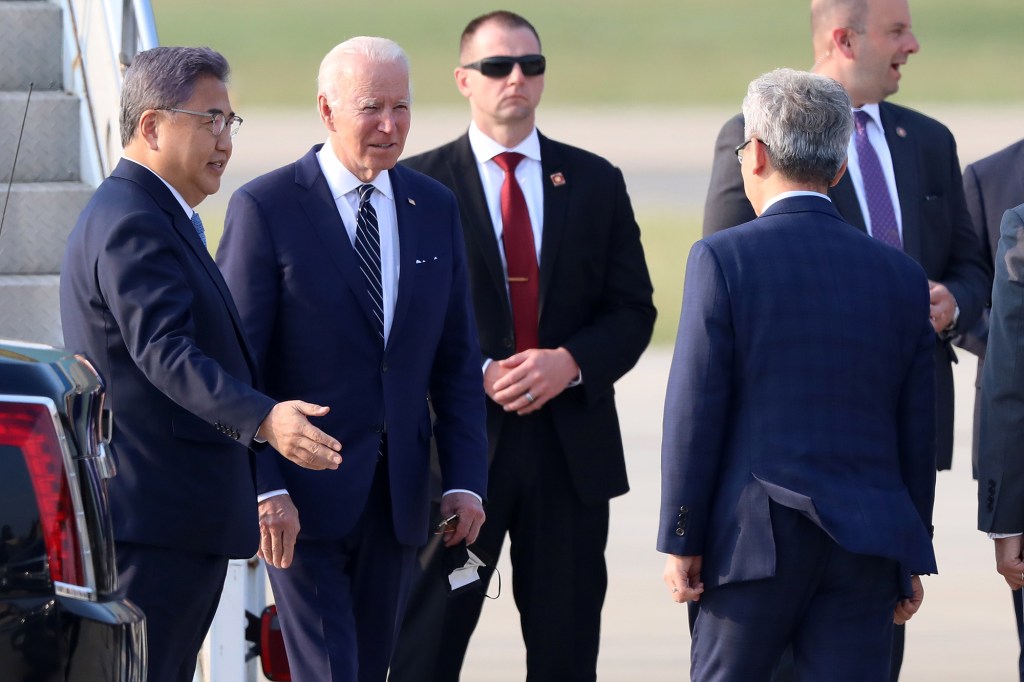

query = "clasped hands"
662;554;925;624
485;347;580;414
928;280;957;334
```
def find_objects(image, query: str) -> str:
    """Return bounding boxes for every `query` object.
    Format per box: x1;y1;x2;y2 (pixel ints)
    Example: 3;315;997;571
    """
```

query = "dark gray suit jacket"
701;105;991;470
959;138;1024;470
979;202;1024;532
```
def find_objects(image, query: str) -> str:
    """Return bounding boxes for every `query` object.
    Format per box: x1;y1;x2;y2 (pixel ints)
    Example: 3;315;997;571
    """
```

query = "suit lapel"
446;135;508;306
830;171;866;233
880;103;922;261
113;159;261;377
537;133;570;320
389;166;417;347
294;146;381;337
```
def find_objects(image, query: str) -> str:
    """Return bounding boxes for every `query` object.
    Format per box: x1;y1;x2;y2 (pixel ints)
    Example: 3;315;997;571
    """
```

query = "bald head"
809;0;918;106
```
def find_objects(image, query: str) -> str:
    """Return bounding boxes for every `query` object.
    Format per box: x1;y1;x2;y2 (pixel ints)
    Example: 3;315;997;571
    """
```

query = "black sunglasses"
461;54;546;78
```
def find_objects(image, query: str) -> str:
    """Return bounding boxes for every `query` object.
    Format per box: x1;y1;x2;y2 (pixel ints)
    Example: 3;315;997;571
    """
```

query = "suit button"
381;362;389;372
375;424;384;433
675;528;685;537
679;506;688;512
502;337;513;349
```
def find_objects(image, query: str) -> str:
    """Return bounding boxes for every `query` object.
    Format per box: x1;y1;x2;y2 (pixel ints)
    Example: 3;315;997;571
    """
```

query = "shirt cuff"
988;532;1023;539
258;489;289;503
443;489;482;503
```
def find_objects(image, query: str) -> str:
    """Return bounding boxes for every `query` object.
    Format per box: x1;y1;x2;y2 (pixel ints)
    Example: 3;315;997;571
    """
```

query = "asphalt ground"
208;105;1024;680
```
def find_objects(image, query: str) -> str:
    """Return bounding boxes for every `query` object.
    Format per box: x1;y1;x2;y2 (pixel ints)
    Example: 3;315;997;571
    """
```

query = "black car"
0;339;146;681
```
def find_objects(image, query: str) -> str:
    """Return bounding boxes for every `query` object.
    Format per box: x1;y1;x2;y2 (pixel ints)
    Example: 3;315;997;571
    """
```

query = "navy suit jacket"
60;159;275;558
402;132;656;504
659;196;937;590
702;105;990;470
216;146;488;546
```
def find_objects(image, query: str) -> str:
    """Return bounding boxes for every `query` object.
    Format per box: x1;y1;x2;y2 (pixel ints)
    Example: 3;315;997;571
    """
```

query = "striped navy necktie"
354;183;384;342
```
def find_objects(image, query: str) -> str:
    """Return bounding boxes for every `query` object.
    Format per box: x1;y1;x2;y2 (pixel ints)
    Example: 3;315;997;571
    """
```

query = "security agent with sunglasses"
661;68;936;681
60;46;342;682
390;10;655;682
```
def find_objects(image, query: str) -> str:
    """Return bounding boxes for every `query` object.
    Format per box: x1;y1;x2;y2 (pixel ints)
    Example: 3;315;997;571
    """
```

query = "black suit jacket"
701;105;991;470
60;159;276;558
403;132;656;503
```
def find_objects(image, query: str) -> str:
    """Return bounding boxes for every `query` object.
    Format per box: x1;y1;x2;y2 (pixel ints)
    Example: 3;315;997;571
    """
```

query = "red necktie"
493;152;539;352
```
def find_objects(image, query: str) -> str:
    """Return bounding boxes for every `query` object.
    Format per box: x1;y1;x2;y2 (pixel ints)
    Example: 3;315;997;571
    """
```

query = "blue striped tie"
354;184;384;342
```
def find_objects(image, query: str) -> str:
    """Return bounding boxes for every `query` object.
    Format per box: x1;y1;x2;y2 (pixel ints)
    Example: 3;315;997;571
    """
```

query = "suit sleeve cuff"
257;489;289;503
443;489;482;503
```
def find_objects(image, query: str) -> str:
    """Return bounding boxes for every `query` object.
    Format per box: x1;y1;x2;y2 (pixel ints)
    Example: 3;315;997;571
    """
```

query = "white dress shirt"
845;103;904;242
468;122;545;275
123;157;197;227
316;141;401;343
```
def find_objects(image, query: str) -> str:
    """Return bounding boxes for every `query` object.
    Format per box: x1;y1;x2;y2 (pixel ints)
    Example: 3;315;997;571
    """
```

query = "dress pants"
116;542;228;682
690;501;900;682
269;457;417;682
393;410;610;682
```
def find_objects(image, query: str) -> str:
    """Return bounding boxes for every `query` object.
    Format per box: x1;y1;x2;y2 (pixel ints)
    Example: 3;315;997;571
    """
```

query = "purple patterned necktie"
853;110;902;249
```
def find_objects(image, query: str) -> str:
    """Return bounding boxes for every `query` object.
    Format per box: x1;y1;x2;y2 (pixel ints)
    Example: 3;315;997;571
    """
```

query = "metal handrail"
61;0;159;186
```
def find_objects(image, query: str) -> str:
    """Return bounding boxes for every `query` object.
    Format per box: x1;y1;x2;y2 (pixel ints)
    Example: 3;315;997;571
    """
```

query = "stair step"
0;90;80;182
0;274;62;347
0;182;93;273
0;1;62;91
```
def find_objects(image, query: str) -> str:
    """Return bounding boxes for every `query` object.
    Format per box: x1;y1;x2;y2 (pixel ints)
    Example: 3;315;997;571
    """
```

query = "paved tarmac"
461;348;1019;681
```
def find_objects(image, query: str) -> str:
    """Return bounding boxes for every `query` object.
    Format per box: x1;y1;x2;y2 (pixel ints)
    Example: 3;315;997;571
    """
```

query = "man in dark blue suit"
59;47;343;682
701;4;988;675
216;37;488;682
659;68;937;681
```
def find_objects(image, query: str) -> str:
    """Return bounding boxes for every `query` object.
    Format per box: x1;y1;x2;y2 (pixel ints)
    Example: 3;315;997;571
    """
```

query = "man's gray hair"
742;68;853;186
119;46;229;147
318;37;409;108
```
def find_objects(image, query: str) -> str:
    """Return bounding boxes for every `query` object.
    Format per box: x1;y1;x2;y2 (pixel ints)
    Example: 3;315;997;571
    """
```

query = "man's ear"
832;26;856;58
751;138;770;177
318;95;335;131
137;110;162;151
454;67;472;98
830;159;849;187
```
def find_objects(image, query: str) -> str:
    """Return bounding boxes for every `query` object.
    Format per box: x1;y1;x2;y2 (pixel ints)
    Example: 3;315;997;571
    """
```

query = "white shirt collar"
123;157;195;220
853;102;882;129
467;122;541;164
762;190;831;213
317;141;395;201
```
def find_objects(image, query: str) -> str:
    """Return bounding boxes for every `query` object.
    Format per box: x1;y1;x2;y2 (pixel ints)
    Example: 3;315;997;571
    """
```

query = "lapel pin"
550;172;566;187
407;198;416;206
896;127;907;138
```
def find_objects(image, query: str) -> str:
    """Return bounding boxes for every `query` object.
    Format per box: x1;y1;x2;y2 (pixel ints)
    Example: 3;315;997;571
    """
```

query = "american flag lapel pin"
896;127;907;138
407;198;416;206
550;172;566;187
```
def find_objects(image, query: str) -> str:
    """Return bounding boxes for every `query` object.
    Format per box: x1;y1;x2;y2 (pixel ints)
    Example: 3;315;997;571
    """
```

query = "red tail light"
260;605;291;681
0;400;85;587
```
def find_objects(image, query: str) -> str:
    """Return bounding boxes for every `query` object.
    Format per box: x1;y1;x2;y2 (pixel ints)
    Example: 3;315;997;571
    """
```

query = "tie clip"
507;276;529;283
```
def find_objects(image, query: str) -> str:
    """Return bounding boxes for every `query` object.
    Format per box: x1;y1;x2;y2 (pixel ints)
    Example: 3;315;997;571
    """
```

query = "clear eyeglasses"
160;108;243;137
